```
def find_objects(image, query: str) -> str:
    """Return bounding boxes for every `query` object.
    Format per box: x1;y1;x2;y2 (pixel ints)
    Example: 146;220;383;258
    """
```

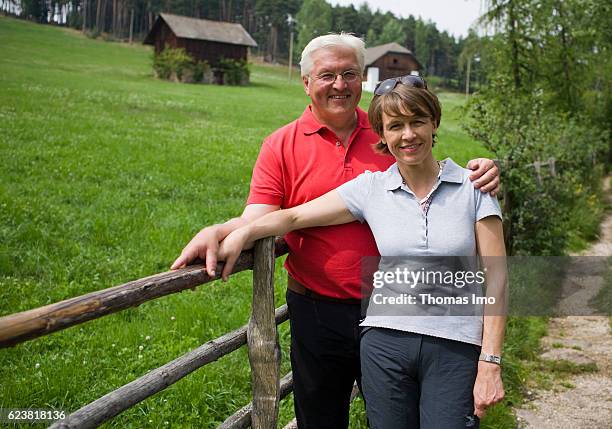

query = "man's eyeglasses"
312;70;361;84
374;74;428;96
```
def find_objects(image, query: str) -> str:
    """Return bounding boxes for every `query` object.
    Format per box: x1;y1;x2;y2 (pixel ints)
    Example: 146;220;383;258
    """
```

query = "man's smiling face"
303;46;362;126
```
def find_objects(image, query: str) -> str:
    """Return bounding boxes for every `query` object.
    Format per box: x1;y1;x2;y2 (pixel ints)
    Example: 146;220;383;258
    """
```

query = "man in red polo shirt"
172;33;499;429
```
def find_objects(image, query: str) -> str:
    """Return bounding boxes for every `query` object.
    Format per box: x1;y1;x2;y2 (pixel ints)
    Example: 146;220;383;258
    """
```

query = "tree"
355;2;373;39
458;30;483;95
255;0;301;62
332;4;359;34
401;14;416;51
295;0;332;56
21;0;46;22
376;17;404;45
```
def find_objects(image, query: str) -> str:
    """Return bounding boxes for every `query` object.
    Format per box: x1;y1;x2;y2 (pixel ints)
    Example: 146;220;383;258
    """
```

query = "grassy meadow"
0;16;529;429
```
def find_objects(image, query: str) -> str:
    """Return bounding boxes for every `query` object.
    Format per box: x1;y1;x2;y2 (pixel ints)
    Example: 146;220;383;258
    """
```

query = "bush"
465;79;608;255
153;47;211;84
190;60;213;84
218;58;250;86
153;47;191;80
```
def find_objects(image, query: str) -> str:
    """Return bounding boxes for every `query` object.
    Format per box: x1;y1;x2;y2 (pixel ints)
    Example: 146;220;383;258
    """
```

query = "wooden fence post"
548;157;556;177
533;160;543;187
248;237;281;429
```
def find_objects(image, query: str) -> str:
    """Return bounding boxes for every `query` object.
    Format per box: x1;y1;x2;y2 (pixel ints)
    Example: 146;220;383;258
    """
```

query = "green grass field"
0;16;528;429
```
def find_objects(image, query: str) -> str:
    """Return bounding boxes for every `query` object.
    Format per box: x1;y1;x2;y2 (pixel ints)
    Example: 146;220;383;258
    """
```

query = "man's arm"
170;203;280;276
466;158;500;196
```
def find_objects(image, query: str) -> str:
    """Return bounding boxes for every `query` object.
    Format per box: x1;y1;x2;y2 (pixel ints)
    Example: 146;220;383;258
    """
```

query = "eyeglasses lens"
400;75;426;89
374;74;427;96
374;79;398;95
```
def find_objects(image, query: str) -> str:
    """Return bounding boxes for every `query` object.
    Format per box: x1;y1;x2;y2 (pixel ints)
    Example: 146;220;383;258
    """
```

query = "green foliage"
218;58;250;86
466;0;610;255
21;0;47;23
153;47;193;80
253;0;302;62
466;82;607;254
369;17;404;46
295;0;332;55
331;4;361;34
152;47;211;84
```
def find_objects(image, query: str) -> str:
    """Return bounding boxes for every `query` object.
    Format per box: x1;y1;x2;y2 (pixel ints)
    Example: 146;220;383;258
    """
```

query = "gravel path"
514;178;612;428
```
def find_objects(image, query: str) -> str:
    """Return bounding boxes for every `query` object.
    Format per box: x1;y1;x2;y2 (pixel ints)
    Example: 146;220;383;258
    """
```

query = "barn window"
393;58;398;64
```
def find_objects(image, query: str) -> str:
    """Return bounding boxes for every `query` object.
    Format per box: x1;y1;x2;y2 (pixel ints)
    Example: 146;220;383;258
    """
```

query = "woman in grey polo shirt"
218;77;507;429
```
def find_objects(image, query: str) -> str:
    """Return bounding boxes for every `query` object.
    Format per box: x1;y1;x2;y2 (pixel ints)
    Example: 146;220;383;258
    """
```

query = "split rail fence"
0;237;356;428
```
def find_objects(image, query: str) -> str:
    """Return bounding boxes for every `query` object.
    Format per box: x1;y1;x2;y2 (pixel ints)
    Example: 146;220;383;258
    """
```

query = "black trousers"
286;289;363;429
361;328;481;429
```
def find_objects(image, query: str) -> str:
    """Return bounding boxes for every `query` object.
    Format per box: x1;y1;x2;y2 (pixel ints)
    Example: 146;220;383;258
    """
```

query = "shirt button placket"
424;214;429;248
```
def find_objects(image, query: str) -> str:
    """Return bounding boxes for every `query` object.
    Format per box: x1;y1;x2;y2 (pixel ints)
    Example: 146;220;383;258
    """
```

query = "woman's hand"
473;361;505;419
217;228;252;281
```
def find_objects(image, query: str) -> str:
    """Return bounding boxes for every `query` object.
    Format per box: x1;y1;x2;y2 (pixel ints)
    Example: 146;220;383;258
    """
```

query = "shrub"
153;47;191;80
218;58;250;86
465;79;608;255
153;48;211;84
191;60;213;84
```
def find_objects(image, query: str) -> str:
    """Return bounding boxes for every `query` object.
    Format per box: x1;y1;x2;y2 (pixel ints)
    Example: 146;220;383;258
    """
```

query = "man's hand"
473;361;505;419
171;226;223;277
467;158;500;196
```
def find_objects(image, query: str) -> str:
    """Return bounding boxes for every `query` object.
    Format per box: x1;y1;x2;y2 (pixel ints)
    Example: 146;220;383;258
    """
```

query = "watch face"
480;353;501;364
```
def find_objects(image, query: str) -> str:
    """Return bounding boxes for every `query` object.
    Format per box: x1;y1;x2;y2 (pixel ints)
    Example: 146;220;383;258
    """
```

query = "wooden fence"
0;236;335;429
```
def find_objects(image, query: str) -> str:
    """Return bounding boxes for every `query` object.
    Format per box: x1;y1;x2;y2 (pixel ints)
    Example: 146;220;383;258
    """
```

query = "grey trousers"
360;328;481;429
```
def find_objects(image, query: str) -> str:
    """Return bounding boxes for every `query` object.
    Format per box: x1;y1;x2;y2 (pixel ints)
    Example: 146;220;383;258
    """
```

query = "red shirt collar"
298;105;371;135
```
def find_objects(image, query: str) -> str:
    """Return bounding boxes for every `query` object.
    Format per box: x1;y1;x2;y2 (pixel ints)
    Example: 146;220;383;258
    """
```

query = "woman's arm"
473;215;508;419
217;189;355;280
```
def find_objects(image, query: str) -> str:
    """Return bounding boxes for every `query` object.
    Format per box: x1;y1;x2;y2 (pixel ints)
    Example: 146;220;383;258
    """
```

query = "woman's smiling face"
382;110;437;166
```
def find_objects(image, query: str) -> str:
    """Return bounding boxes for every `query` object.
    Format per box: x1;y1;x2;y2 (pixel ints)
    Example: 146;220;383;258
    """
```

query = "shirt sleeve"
474;189;502;222
247;139;284;206
336;171;374;223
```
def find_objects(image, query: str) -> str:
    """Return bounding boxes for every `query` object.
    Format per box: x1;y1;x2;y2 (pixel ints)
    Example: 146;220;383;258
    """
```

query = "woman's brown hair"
368;84;442;154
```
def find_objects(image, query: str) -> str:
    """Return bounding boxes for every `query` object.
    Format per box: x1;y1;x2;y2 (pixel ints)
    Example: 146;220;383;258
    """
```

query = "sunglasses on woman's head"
374;75;428;96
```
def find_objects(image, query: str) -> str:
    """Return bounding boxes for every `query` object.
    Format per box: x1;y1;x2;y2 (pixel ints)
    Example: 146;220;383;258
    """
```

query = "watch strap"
479;352;502;365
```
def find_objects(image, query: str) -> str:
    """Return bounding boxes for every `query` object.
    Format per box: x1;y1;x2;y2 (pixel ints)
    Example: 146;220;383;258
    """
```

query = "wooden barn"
364;42;421;82
143;13;257;68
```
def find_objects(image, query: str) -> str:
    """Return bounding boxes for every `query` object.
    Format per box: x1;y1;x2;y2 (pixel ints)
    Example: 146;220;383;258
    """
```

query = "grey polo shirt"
336;158;502;345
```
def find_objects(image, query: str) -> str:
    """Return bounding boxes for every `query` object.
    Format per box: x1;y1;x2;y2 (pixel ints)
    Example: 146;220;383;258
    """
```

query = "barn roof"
365;42;418;66
144;13;257;48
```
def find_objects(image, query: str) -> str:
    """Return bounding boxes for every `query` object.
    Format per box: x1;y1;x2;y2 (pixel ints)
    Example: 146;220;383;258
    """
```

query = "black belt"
287;276;362;305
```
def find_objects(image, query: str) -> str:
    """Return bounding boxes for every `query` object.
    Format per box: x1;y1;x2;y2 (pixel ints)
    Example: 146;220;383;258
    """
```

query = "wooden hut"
143;13;257;68
364;42;421;82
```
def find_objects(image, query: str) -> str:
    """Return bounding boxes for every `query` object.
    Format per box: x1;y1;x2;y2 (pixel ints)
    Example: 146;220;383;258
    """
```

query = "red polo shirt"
247;106;395;299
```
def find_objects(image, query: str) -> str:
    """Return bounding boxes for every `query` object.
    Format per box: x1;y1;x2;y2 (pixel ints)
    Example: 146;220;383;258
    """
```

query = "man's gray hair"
300;33;366;78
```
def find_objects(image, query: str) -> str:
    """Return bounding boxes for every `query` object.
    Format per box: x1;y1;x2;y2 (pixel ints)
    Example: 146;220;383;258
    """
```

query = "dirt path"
515;178;612;428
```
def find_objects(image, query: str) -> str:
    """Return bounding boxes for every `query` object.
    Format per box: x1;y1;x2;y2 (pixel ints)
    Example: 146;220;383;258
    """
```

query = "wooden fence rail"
0;239;288;348
0;237;300;429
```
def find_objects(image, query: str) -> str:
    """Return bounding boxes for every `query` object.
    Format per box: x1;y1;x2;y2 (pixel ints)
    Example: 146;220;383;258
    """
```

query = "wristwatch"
479;352;502;365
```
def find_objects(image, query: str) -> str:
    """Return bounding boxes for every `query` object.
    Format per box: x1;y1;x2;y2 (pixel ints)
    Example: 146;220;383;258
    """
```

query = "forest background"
5;0;480;90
